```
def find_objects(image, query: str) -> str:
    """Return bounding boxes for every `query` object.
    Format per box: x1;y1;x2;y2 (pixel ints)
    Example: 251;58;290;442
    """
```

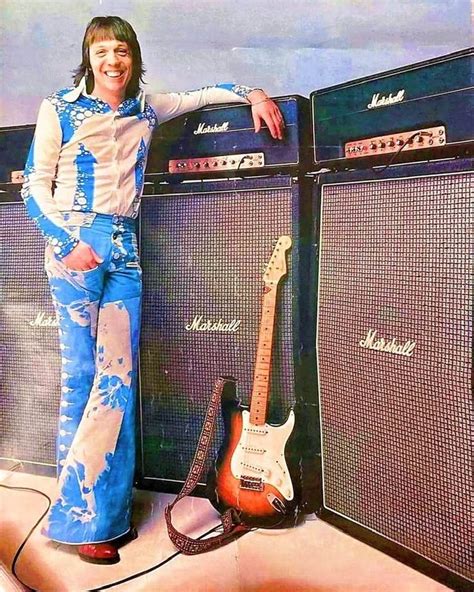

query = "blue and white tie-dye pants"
42;212;141;544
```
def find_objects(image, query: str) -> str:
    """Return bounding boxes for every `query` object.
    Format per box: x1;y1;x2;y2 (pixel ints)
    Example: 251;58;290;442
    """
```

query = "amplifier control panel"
169;152;264;174
344;126;446;159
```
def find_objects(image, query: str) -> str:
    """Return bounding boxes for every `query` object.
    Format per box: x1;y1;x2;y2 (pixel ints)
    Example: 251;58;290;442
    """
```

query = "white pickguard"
230;409;295;500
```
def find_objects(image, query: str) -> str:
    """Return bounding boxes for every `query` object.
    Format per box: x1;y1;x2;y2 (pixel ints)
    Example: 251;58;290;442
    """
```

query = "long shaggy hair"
73;16;146;98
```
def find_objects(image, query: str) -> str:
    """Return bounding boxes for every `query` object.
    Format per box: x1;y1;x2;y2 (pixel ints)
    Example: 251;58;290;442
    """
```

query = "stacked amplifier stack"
138;96;319;510
310;48;473;590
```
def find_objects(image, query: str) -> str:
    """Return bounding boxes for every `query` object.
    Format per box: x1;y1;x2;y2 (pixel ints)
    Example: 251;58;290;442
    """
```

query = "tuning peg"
272;238;278;246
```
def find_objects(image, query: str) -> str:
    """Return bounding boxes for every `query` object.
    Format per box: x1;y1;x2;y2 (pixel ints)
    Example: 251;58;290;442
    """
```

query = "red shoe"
78;542;120;565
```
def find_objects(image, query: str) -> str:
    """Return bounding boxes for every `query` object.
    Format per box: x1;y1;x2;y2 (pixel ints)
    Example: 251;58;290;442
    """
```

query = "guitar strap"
165;376;252;555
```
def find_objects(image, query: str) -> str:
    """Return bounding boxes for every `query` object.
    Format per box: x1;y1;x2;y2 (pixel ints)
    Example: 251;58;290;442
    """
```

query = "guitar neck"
249;283;278;426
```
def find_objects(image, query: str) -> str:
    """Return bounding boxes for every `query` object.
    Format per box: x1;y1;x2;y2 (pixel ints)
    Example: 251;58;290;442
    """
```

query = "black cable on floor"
0;480;231;592
87;523;223;592
0;482;51;592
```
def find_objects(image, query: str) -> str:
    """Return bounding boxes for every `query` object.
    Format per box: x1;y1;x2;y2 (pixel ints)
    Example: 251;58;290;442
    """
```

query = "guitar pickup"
242;446;265;455
240;476;264;491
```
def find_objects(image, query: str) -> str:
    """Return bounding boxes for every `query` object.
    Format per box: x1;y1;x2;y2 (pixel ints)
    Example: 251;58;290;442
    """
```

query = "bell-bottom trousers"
42;212;142;544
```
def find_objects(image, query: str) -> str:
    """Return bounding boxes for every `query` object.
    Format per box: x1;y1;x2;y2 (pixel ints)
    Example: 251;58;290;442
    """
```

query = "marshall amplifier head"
311;48;473;169
145;95;310;178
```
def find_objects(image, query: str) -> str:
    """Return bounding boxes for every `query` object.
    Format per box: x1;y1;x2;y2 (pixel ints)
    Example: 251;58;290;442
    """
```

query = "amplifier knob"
417;136;424;143
370;143;377;150
204;162;210;168
222;160;227;166
396;139;404;146
194;162;201;168
387;140;395;147
213;162;218;167
378;141;385;148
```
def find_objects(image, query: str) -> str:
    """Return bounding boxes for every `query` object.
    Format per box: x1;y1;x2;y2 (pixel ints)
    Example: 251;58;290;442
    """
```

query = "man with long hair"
22;15;284;564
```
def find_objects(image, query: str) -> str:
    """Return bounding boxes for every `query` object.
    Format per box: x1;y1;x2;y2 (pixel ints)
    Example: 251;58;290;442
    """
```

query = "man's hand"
247;89;284;140
62;240;103;271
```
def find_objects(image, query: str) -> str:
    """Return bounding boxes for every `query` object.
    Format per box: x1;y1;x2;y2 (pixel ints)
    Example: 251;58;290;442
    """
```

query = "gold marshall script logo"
359;329;416;357
29;312;59;328
185;315;241;332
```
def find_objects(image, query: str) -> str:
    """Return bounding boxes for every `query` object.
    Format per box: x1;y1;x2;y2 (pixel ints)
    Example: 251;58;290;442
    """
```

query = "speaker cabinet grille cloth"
317;165;472;581
0;199;60;470
139;176;304;489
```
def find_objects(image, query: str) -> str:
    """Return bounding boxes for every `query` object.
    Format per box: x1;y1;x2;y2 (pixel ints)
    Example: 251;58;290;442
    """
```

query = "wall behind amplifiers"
313;158;473;590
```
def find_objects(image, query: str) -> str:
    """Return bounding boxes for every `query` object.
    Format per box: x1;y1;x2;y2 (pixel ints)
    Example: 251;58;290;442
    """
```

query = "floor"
0;469;451;592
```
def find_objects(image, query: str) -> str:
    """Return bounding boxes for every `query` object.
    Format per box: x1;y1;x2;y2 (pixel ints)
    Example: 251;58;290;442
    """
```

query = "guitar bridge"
240;475;264;491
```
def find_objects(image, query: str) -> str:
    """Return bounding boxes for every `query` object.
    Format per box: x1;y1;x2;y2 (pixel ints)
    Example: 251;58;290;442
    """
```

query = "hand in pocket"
62;240;103;271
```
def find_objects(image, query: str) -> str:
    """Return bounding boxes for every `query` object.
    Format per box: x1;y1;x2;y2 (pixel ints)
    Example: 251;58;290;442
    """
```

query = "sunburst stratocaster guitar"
208;236;297;525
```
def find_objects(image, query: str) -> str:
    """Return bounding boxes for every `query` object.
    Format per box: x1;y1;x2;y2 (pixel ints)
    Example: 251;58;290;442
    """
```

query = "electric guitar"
208;236;297;525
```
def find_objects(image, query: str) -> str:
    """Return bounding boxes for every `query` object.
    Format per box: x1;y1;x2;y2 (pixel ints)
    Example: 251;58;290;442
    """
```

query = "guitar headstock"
263;235;292;285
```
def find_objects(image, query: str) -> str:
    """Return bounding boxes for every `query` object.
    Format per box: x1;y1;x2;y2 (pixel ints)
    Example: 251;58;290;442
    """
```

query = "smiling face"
89;38;133;104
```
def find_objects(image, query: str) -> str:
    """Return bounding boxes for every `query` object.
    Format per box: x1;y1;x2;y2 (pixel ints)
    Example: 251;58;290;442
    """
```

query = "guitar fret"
249;238;290;426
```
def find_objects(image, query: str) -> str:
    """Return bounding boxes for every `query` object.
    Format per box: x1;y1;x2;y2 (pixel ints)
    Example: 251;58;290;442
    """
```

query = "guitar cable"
372;130;434;174
0;473;238;591
0;467;51;592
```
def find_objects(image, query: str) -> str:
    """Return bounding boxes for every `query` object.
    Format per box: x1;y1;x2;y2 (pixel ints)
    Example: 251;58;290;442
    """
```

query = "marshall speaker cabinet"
311;48;474;169
0;191;60;474
138;175;317;502
313;158;473;590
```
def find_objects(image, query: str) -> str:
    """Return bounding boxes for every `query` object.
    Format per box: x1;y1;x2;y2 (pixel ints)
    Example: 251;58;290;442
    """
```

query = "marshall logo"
193;122;230;135
29;312;59;328
367;89;405;110
185;315;241;332
359;329;416;357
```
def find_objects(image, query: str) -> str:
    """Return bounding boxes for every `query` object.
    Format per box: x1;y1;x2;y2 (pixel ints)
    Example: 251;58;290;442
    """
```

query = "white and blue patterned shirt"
21;77;255;258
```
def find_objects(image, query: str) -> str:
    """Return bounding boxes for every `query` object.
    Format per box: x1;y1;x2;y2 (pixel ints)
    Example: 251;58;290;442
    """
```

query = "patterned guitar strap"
165;376;252;554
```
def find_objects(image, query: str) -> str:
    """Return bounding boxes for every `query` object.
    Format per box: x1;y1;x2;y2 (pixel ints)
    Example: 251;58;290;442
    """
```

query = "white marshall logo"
29;312;59;328
367;90;405;110
185;315;241;333
193;122;230;135
359;329;416;357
